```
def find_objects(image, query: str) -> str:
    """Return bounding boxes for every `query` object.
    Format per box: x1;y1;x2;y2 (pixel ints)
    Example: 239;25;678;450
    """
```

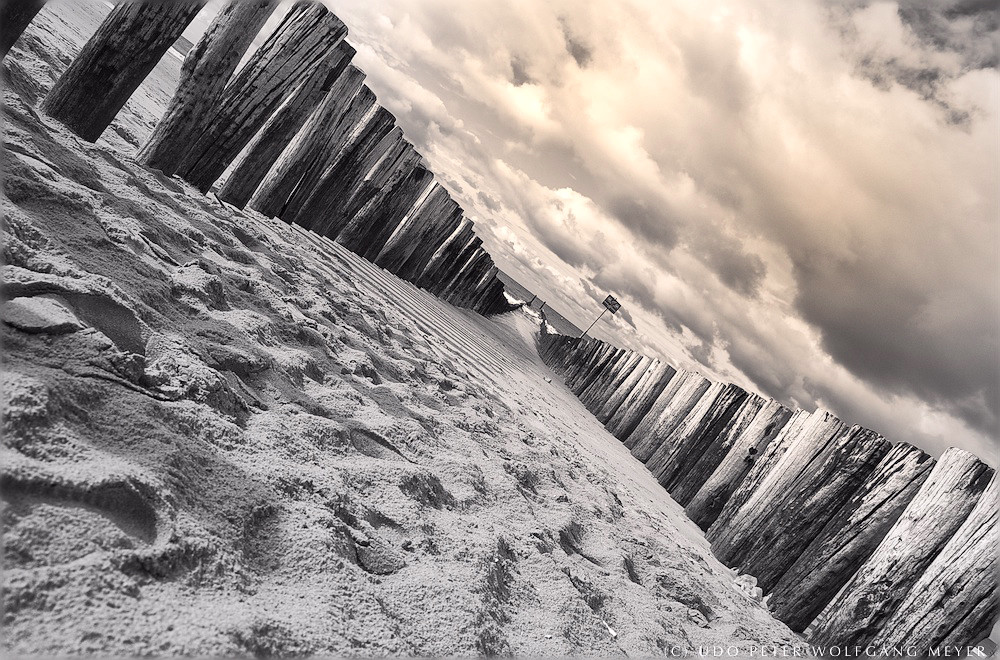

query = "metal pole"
582;308;608;338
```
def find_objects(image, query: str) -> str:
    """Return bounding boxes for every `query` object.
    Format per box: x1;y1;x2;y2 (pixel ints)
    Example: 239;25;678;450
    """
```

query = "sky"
188;0;999;465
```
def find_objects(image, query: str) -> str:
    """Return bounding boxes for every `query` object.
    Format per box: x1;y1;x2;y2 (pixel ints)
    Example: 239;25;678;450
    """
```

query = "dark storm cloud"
898;0;998;68
559;17;594;68
477;191;502;212
606;196;680;250
617;306;638;330
695;232;768;298
792;253;1000;435
510;57;534;86
828;0;998;122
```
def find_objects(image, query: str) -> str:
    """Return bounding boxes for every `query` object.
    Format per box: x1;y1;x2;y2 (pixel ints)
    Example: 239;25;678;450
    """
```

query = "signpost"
582;294;621;337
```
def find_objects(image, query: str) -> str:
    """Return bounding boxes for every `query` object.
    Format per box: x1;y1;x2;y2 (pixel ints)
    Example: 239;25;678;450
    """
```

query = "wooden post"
41;2;205;142
216;41;356;208
177;3;348;192
580;351;642;414
416;222;476;292
315;127;414;238
643;380;728;477
869;473;998;654
375;184;465;280
707;409;846;564
767;442;934;632
464;268;496;310
331;138;424;252
250;72;370;220
669;392;765;506
808;448;993;648
604;363;676;440
623;370;712;463
338;163;434;260
1;0;45;59
137;0;277;174
475;279;513;315
594;355;652;423
684;400;792;530
441;249;491;303
572;346;623;398
295;109;397;234
562;339;603;389
653;384;752;497
421;233;481;295
720;424;891;592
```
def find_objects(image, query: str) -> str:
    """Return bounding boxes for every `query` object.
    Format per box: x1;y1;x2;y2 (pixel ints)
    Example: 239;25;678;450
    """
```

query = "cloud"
323;0;999;464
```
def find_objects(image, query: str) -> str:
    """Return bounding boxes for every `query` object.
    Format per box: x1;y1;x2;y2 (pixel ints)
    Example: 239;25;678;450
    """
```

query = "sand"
1;2;804;655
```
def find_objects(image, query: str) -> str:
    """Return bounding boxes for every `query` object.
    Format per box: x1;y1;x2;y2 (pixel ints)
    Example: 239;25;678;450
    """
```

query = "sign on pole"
583;294;623;337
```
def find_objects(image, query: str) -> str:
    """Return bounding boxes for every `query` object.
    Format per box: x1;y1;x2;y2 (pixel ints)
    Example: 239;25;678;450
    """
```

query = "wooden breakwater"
538;329;998;653
9;0;516;318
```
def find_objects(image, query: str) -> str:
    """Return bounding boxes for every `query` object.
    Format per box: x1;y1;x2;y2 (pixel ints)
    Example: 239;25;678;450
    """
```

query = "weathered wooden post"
294;109;397;233
138;0;277;174
1;0;45;59
476;278;514;315
421;233;481;295
338;162;434;260
669;392;765;505
314;126;413;237
707;410;845;563
604;363;676;440
719;424;891;592
562;339;603;389
375;184;465;280
250;78;373;220
655;384;753;497
684;400;792;530
330;137;424;249
441;249;491;303
767;442;934;631
177;3;348;191
41;2;205;142
809;447;993;648
217;41;356;208
572;345;622;398
580;351;642;414
416;222;476;292
624;371;712;463
643;381;727;477
594;355;652;423
869;473;997;654
457;264;498;309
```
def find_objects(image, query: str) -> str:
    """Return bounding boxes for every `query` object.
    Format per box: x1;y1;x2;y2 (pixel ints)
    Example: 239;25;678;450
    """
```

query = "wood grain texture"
603;362;676;441
217;41;355;208
809;447;993;648
1;0;46;59
375;184;465;281
767;442;935;631
138;0;276;174
684;399;792;530
624;370;712;463
869;473;998;654
177;2;347;191
296;109;397;235
669;391;765;506
42;2;205;142
721;424;891;592
249;73;371;220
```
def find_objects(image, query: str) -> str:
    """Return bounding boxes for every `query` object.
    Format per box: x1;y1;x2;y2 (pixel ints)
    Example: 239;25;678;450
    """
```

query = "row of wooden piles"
2;0;516;317
538;330;998;654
